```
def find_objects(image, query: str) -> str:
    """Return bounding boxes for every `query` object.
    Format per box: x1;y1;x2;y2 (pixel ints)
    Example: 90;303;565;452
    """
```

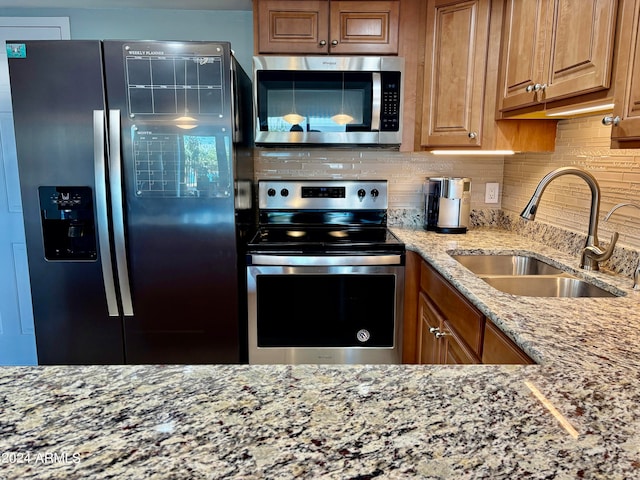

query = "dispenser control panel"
38;186;97;261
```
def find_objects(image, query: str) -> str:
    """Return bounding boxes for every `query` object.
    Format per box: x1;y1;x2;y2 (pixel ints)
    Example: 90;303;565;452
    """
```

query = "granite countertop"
2;227;640;479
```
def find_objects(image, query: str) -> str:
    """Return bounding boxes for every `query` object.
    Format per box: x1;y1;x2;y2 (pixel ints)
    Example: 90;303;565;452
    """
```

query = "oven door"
247;255;404;364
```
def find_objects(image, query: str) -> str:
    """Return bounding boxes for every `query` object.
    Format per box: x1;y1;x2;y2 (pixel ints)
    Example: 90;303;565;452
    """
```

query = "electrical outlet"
485;182;499;204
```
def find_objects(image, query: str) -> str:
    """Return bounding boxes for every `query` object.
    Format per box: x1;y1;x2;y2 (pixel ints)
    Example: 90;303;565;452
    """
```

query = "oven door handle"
248;254;403;266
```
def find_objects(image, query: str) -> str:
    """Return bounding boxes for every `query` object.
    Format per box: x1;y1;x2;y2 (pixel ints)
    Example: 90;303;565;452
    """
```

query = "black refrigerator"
8;40;254;364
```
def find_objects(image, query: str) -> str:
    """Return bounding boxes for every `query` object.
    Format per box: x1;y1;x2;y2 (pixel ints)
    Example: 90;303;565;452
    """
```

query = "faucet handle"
580;232;619;270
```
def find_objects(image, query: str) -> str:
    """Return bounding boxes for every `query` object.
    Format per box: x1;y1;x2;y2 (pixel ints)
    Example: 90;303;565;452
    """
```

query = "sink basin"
480;276;618;298
450;253;621;298
450;254;564;276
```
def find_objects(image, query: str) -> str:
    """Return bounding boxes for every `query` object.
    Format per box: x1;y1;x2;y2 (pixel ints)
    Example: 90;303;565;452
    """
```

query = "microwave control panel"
380;72;401;132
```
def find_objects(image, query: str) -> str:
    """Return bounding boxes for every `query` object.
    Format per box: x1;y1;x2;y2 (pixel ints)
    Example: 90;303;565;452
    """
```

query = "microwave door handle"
93;110;119;316
372;72;381;131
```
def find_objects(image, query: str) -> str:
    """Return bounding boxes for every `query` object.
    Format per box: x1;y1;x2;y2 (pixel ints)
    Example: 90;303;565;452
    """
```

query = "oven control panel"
258;180;388;210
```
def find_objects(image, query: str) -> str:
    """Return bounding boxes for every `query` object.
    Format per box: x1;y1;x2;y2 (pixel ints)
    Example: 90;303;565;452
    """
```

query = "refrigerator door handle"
93;110;119;317
230;57;240;144
108;109;134;316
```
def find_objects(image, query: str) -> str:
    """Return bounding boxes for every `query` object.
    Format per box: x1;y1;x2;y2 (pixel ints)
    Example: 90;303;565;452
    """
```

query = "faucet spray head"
520;197;539;220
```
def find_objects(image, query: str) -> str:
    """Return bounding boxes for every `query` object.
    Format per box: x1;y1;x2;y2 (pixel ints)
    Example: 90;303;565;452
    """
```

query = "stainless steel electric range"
246;180;405;364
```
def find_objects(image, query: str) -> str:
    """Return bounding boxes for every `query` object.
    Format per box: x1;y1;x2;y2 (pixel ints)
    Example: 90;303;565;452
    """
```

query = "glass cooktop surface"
247;226;404;253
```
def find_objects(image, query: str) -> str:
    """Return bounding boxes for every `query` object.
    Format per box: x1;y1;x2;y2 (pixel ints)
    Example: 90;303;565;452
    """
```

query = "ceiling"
0;0;253;10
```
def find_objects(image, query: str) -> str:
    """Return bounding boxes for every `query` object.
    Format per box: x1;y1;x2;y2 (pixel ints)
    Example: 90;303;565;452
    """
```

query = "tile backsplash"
253;114;640;275
253;148;504;227
503;115;640;252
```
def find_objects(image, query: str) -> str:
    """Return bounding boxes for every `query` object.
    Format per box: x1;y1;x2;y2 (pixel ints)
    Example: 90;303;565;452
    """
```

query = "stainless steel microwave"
253;56;404;146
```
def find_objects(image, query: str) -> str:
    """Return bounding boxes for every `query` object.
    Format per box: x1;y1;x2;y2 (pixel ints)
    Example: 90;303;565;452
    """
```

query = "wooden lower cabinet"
482;320;535;365
418;293;441;364
441;324;480;364
418;292;480;364
404;251;533;365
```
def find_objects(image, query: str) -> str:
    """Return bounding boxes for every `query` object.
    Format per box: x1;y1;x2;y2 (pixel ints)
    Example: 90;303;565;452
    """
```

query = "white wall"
0;7;254;72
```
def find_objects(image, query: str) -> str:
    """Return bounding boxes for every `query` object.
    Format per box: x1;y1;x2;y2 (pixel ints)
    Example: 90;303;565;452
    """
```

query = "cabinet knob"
602;115;621;127
319;40;327;46
331;40;339;46
429;327;447;339
525;83;547;92
468;132;477;140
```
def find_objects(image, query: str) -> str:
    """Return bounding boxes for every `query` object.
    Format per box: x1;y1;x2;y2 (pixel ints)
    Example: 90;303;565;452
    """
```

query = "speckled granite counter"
2;227;640;479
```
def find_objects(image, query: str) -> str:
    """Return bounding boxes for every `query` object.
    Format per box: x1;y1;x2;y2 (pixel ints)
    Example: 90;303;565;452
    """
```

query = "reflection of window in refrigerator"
183;135;219;197
218;135;231;195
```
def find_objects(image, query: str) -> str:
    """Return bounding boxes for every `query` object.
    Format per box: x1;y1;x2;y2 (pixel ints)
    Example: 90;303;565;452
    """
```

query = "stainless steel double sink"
450;254;620;298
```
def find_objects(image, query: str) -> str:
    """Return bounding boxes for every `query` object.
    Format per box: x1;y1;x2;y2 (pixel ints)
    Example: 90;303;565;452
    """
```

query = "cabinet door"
421;0;490;147
612;0;640;145
544;0;617;101
329;1;400;54
441;323;481;365
418;292;441;364
499;0;551;112
420;260;484;355
257;0;330;54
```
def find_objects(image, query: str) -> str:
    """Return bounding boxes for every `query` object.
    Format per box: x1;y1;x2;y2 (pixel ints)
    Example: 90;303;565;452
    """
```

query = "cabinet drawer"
420;260;484;354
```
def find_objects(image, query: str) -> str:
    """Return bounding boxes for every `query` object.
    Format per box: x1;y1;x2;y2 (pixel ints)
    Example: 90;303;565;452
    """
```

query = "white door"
0;18;70;365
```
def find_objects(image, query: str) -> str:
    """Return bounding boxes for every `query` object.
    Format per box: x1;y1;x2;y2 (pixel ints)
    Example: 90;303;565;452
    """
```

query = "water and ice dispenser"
38;186;97;260
423;177;471;234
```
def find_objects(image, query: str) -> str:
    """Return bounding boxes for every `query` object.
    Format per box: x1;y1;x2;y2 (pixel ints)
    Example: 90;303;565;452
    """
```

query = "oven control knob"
371;189;379;198
281;188;289;197
356;329;371;343
357;189;366;198
267;188;276;197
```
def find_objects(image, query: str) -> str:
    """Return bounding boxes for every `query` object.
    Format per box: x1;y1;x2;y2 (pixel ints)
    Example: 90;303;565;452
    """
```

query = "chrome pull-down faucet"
603;202;640;289
520;166;617;271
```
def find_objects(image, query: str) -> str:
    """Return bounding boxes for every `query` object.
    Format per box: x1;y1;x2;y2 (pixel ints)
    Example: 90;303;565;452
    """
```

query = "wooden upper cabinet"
329;1;400;54
255;0;400;55
546;0;617;101
611;0;640;147
500;0;550;112
499;0;618;114
419;0;558;152
421;0;490;147
257;1;329;54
